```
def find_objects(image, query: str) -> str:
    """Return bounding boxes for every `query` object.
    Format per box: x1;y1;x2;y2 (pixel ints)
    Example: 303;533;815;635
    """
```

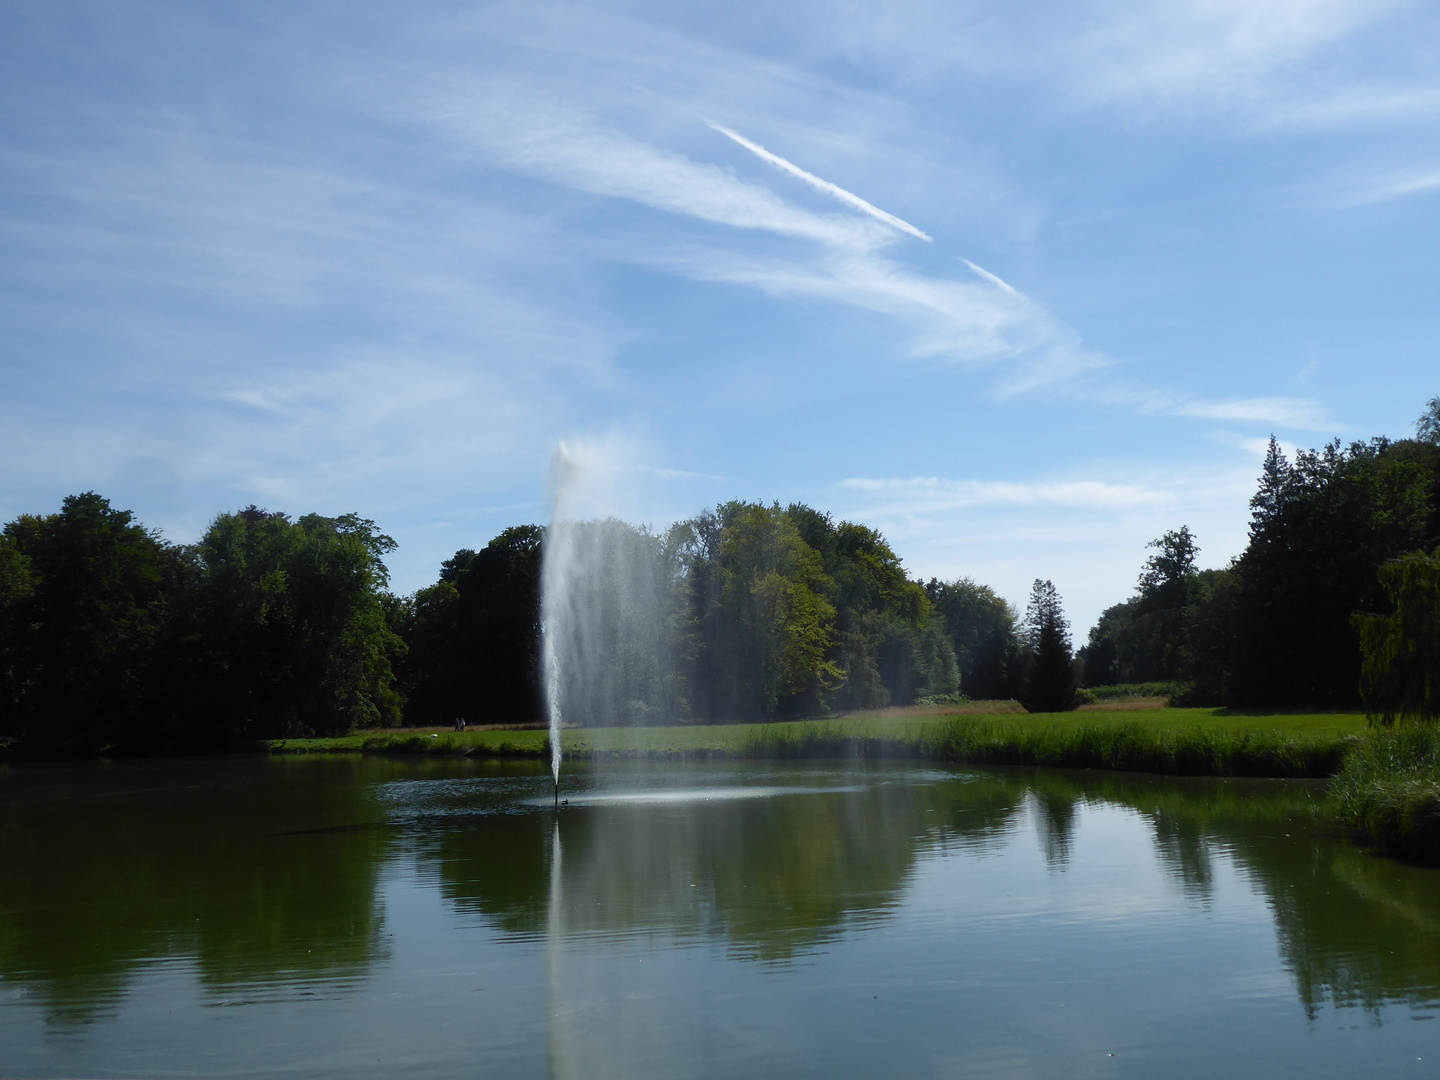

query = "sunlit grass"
270;705;1367;779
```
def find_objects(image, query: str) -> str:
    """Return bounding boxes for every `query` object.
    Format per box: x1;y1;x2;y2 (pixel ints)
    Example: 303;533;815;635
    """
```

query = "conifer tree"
1018;579;1078;713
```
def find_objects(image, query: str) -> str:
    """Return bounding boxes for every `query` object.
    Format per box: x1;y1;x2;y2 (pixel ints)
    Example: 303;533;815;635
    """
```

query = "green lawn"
269;705;1368;762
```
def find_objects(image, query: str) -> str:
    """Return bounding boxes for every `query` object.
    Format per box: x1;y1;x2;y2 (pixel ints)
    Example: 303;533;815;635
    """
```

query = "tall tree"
1354;549;1440;725
403;526;545;725
0;493;186;754
184;507;404;740
1084;526;1200;686
925;578;1020;699
1018;579;1078;713
697;502;842;719
1229;437;1433;705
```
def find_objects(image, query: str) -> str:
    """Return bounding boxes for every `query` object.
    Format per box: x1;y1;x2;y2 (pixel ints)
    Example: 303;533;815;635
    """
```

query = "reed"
916;717;1351;778
1329;725;1440;863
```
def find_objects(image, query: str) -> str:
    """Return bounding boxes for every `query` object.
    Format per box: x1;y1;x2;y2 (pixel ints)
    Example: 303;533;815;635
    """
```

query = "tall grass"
1330;725;1440;863
274;714;1357;780
917;718;1349;778
721;717;1349;778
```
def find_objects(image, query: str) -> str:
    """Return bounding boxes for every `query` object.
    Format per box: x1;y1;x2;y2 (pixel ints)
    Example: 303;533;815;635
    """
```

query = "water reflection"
1019;770;1440;1015
0;757;392;1024
413;768;935;961
3;754;1440;1048
403;763;1440;1015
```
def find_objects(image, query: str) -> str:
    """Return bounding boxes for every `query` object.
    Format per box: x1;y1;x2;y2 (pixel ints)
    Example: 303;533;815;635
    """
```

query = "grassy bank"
270;705;1365;779
1330;725;1440;863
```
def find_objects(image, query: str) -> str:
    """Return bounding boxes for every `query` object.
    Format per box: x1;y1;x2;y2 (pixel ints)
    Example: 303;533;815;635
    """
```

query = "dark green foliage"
1353;548;1440;725
1172;566;1239;705
679;502;843;719
1086;399;1440;710
0;493;187;754
1228;436;1436;707
1075;682;1182;703
0;534;36;741
0;495;405;755
1083;527;1199;687
182;507;404;741
403;526;544;725
924;577;1020;699
1018;579;1077;713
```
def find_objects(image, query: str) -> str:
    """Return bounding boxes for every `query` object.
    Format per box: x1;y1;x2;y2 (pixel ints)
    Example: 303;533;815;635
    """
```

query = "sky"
2;0;1438;633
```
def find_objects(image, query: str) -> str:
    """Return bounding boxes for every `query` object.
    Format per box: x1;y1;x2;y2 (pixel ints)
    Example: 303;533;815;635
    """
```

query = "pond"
1;755;1438;1078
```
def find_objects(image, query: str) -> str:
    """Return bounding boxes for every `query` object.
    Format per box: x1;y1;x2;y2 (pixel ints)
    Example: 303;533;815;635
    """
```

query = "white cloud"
441;92;889;252
417;82;1118;393
1176;396;1332;430
788;0;1436;131
832;456;1265;631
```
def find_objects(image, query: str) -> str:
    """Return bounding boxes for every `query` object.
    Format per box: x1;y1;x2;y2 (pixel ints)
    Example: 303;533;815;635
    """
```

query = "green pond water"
2;755;1439;1078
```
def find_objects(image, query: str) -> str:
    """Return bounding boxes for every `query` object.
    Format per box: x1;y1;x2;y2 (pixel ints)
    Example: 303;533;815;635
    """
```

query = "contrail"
706;120;931;242
961;258;1017;294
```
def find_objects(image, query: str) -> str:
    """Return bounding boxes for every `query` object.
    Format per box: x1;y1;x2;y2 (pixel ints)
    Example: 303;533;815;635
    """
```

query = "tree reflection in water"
411;762;1440;1015
4;756;1440;1033
0;756;392;1024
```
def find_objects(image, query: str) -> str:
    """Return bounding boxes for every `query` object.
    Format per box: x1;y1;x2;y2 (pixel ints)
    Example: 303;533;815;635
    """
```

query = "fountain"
541;444;578;805
541;441;677;804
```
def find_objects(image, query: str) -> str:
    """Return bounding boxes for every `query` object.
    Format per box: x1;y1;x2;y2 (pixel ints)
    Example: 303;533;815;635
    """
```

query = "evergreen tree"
1018;579;1077;713
1229;437;1433;705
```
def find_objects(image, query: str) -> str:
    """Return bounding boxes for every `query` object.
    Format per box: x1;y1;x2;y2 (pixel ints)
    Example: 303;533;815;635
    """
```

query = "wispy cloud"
421;83;1112;391
705;121;932;242
841;475;1167;513
443;93;888;252
1176;396;1332;430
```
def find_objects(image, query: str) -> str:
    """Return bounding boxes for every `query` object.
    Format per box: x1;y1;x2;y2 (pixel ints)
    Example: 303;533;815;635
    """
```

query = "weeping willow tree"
1354;549;1440;725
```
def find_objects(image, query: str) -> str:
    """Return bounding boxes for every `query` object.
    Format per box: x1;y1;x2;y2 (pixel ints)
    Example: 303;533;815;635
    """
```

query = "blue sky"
3;1;1437;632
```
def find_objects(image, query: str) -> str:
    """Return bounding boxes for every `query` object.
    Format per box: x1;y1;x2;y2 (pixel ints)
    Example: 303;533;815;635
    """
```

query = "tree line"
397;502;1035;727
0;499;404;755
3;396;1437;755
0;495;1038;755
1082;397;1440;717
